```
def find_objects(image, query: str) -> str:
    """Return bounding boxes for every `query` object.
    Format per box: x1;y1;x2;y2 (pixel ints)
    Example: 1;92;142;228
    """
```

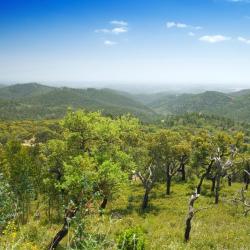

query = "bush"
0;174;16;231
117;227;145;250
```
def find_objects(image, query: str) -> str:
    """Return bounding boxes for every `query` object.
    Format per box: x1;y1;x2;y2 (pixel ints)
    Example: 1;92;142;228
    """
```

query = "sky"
1;0;250;87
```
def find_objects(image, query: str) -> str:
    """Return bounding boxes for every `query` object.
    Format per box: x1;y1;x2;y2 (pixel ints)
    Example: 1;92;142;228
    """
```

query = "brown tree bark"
100;197;108;210
228;175;232;186
196;160;214;194
137;165;155;210
244;170;250;190
48;205;77;249
184;190;199;242
211;176;216;192
215;174;221;204
166;174;172;195
180;162;186;181
142;189;150;210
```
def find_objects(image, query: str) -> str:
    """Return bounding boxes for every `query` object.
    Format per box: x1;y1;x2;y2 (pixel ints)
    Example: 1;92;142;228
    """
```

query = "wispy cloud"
110;20;128;26
199;35;231;43
188;32;195;37
95;20;128;35
238;36;250;44
111;27;128;34
166;21;202;30
104;40;117;46
167;22;188;28
95;27;128;34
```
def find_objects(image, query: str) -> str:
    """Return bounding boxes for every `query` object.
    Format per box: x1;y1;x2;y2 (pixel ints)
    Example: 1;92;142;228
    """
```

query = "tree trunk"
100;197;108;210
215;175;221;204
99;197;108;215
142;189;149;210
48;206;77;249
184;217;192;242
228;175;232;186
166;176;172;195
197;175;205;194
244;172;249;190
48;219;69;249
211;177;216;193
180;163;186;181
184;191;199;242
196;160;214;194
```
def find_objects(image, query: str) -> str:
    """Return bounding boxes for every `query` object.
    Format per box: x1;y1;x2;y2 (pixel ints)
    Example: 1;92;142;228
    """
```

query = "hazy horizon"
1;81;250;94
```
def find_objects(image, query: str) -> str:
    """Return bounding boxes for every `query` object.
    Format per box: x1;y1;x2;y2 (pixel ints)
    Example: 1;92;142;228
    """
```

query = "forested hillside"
3;83;250;123
1;84;250;249
0;83;159;122
142;90;250;121
0;110;250;249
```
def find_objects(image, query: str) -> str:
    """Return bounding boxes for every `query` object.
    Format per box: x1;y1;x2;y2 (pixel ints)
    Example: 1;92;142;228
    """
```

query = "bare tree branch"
232;188;250;216
244;170;250;177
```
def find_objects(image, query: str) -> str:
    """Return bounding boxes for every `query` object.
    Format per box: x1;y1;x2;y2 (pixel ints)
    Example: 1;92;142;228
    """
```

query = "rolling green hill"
2;83;250;123
0;83;159;122
142;90;250;122
0;83;55;99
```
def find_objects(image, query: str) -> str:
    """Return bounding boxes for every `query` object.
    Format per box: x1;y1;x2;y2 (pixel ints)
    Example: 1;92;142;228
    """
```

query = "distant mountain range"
137;90;250;122
0;83;159;122
1;83;250;122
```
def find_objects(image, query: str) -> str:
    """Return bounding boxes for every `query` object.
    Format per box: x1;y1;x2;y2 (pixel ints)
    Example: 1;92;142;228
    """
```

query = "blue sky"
1;0;250;86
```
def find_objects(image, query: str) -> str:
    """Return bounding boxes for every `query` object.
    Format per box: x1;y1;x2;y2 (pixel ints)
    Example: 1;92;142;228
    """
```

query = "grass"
1;180;250;250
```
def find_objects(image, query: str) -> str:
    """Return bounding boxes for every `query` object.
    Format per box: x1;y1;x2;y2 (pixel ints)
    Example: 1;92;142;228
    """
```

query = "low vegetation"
0;108;249;249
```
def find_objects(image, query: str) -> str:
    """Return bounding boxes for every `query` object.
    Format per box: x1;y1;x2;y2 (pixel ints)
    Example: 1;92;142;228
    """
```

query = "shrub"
117;227;145;250
0;174;16;231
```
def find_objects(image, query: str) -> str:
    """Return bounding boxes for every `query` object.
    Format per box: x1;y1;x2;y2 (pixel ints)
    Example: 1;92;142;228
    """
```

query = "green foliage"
60;155;97;200
0;174;16;231
0;108;250;249
0;83;159;122
143;90;250;122
117;227;145;250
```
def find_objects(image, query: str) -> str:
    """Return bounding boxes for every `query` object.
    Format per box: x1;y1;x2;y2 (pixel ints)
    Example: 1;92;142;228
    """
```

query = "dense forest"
2;83;250;123
0;90;250;249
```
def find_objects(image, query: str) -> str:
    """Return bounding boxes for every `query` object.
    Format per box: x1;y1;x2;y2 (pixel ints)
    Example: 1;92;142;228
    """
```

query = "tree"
0;173;16;232
132;130;160;210
193;131;238;200
192;131;214;194
41;139;67;220
48;110;135;247
149;130;187;195
48;155;97;249
1;140;34;223
184;190;199;242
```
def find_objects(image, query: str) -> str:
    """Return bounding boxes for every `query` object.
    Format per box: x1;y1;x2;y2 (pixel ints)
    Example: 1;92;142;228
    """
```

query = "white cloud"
104;40;117;46
166;21;202;30
167;22;187;29
188;32;195;37
110;20;128;26
194;26;203;30
112;27;128;34
238;36;250;44
95;27;128;35
199;35;231;43
95;20;128;35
